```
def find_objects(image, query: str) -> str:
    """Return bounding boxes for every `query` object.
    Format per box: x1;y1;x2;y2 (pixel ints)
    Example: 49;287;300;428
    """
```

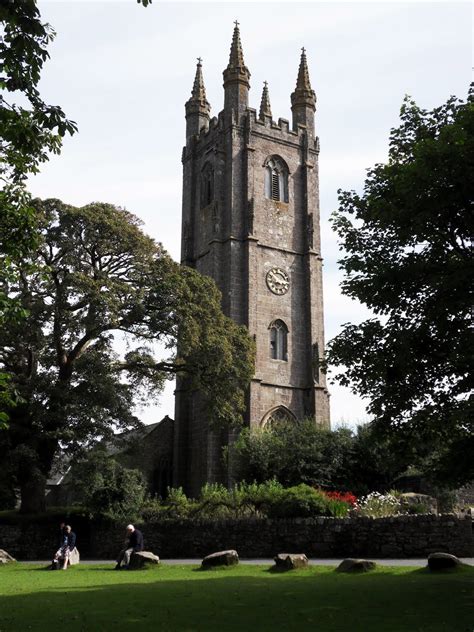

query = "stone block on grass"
201;550;239;568
427;552;461;571
273;553;309;571
128;551;160;570
337;558;377;573
68;547;80;566
0;549;16;564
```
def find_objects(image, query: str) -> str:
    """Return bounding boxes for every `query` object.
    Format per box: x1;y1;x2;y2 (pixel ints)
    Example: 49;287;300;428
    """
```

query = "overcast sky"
29;1;472;427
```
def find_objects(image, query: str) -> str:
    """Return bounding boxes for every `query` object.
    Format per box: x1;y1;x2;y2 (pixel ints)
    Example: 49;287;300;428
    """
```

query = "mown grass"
0;563;472;631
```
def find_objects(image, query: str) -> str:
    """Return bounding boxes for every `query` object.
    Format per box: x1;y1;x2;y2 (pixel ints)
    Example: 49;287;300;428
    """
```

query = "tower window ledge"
272;201;289;212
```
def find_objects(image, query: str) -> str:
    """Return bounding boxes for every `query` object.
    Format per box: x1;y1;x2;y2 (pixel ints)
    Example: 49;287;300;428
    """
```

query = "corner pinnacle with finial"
191;57;208;102
259;81;272;120
295;47;313;92
228;20;246;69
186;57;210;121
291;46;316;111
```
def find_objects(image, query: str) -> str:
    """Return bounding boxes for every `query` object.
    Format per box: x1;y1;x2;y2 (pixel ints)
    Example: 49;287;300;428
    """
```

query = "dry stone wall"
1;514;472;560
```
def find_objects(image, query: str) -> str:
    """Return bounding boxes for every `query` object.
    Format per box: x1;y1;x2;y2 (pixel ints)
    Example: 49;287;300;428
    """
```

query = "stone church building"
44;24;332;504
172;24;330;496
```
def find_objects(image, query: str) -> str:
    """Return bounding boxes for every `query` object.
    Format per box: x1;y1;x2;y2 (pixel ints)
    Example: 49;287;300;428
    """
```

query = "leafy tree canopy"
1;0;77;416
328;86;473;486
0;199;255;512
232;420;355;490
0;0;77;262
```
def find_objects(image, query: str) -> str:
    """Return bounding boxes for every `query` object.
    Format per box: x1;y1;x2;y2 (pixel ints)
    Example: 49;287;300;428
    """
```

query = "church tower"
173;24;330;496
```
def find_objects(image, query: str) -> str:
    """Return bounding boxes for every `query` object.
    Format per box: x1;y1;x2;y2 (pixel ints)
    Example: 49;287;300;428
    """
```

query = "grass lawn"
0;563;473;632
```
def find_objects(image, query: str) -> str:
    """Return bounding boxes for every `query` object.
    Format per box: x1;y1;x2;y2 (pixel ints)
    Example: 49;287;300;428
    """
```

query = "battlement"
185;24;317;150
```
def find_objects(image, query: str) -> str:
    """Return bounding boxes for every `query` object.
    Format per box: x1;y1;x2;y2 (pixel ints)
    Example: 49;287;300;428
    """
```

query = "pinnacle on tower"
295;47;313;92
291;47;316;105
291;47;316;132
259;81;272;120
188;57;210;108
191;57;208;102
223;21;250;118
227;20;246;70
185;58;210;142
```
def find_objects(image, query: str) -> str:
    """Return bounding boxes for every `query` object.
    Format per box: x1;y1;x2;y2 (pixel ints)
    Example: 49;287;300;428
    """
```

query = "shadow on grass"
0;565;472;632
409;563;473;575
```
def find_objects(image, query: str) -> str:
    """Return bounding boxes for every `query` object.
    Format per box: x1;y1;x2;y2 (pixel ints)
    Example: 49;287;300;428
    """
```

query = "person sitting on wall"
52;525;77;570
115;524;144;570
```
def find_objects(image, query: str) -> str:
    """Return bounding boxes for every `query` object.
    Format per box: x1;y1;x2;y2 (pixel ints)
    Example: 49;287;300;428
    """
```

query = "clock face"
266;267;290;295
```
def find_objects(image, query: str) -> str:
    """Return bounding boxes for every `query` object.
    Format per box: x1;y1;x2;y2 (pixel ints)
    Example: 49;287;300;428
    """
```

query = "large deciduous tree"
0;199;255;512
328;87;473;486
1;0;77;419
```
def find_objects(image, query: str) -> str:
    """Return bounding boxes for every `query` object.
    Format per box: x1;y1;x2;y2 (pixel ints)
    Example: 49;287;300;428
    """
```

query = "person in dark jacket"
115;524;144;569
52;525;77;570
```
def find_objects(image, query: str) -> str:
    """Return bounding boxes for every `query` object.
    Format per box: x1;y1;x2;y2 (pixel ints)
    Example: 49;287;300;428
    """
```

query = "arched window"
269;319;288;361
200;164;214;208
264;156;289;203
262;406;296;428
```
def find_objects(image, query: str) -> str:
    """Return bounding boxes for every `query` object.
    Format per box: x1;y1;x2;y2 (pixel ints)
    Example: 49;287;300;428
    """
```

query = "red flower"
325;491;357;507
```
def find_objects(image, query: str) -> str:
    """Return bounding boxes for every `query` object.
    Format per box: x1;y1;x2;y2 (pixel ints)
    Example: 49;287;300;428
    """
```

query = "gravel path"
22;557;474;566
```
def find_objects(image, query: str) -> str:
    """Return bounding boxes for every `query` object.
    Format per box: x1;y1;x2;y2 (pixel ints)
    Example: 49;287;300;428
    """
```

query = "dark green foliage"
343;423;410;495
142;480;350;521
232;420;354;488
72;452;148;521
0;199;254;512
0;0;77;273
231;420;428;496
0;1;77;426
266;484;349;519
328;87;474;486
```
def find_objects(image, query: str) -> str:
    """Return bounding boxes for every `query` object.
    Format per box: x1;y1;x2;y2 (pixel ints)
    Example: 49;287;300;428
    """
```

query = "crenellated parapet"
184;25;318;151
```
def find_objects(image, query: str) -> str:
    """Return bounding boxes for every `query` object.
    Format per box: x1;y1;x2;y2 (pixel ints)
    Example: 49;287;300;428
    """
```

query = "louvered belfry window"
265;156;288;203
271;172;280;200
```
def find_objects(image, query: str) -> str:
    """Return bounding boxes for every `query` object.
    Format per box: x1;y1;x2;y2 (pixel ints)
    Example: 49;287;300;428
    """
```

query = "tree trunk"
19;471;47;513
18;436;58;514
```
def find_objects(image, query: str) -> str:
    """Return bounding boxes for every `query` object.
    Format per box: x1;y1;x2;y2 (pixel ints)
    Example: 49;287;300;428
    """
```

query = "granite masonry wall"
1;514;472;560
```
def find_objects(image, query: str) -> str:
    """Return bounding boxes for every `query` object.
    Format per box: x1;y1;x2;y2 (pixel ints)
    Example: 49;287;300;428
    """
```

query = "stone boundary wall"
1;514;472;560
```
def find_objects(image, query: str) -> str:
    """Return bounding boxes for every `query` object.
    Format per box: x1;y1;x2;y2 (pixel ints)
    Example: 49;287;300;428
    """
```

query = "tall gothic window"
200;163;214;208
262;406;295;428
264;156;289;203
269;319;288;360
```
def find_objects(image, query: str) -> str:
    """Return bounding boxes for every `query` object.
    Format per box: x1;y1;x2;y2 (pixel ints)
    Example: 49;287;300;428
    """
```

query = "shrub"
195;483;234;519
232;421;354;488
142;487;193;521
234;479;285;516
436;489;457;514
72;451;148;521
267;484;350;519
87;461;148;522
355;492;401;518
